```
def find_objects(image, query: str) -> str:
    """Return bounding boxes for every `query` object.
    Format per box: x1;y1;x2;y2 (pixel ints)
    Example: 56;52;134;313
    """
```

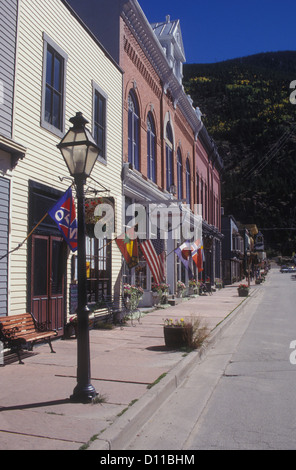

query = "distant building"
196;126;223;284
221;215;244;284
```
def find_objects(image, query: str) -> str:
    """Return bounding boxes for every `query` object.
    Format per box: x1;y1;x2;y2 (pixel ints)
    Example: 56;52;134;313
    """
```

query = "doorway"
31;234;65;336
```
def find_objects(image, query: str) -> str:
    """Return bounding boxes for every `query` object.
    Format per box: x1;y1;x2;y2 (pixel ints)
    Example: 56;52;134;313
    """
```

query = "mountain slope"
184;51;296;255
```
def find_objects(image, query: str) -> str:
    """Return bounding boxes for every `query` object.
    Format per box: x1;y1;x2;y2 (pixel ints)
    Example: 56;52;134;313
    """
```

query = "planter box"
238;288;249;297
189;287;198;296
164;325;193;348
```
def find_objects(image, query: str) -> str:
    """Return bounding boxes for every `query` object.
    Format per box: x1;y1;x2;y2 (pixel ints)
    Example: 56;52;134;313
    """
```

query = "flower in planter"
130;285;144;298
238;283;249;289
151;282;161;293
237;283;249;297
123;283;132;296
163;316;209;350
176;280;186;291
164;318;186;327
189;279;200;292
159;282;170;292
215;278;223;289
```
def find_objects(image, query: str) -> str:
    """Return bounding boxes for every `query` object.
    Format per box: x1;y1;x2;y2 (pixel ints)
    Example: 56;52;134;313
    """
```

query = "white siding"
10;0;123;315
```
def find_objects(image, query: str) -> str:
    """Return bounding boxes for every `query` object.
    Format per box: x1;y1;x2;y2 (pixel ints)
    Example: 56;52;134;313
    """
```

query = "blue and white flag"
48;187;78;252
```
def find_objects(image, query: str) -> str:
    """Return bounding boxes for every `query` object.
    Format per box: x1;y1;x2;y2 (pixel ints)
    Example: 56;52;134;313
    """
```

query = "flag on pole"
48;187;78;252
140;237;165;284
191;239;204;272
175;241;193;277
115;227;139;269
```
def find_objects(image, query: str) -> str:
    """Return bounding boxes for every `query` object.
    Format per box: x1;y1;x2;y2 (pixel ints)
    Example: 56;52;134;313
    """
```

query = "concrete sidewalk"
0;278;263;450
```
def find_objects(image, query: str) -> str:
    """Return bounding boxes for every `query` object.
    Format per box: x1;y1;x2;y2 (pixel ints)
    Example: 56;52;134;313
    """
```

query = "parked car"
280;265;296;273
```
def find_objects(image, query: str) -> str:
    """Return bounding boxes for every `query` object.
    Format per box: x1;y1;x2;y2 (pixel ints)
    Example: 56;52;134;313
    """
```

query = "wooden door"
31;234;65;336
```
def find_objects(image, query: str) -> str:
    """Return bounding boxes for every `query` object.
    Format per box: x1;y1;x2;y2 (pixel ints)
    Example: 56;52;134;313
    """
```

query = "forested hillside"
184;51;296;255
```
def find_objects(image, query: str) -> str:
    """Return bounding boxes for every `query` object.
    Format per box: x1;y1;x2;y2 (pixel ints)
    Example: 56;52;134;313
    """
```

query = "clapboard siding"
0;177;10;316
0;0;18;140
10;0;123;315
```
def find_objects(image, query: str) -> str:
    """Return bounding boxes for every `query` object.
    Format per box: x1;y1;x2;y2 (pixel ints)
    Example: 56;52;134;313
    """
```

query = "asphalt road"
125;268;296;450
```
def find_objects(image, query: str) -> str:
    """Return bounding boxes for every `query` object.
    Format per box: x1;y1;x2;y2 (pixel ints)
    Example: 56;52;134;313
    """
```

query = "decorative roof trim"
121;0;203;137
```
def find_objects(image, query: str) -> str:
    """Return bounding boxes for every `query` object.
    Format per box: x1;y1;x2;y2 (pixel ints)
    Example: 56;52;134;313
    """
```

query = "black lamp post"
57;112;99;403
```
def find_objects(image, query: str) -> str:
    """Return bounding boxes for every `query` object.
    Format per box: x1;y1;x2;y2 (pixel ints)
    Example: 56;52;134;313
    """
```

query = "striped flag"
140;237;165;284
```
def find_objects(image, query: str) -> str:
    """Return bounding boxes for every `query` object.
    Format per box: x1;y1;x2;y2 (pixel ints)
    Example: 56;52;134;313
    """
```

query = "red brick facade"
121;17;196;209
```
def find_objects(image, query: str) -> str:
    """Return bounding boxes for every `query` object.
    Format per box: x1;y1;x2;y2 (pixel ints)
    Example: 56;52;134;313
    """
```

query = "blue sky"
67;0;296;64
139;0;296;63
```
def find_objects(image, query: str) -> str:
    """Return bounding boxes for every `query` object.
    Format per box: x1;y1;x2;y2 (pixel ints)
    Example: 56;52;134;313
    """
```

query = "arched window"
147;113;156;182
186;158;191;205
177;148;183;199
128;91;139;170
166;122;174;191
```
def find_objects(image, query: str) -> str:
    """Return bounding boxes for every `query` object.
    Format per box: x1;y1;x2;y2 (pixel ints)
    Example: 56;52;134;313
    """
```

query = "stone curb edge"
88;287;261;450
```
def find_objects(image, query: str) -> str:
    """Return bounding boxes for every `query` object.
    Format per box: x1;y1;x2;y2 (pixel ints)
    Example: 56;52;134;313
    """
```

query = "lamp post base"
70;384;98;404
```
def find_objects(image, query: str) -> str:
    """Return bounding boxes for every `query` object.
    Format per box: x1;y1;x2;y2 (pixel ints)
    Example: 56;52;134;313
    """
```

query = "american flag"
140;237;165;284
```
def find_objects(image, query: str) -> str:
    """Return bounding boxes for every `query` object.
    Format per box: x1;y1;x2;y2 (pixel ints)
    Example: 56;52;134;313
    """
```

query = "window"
93;83;107;161
86;237;111;302
128;91;139;170
177;148;183;199
41;33;67;136
186;158;191;205
166;122;174;191
147;113;156;182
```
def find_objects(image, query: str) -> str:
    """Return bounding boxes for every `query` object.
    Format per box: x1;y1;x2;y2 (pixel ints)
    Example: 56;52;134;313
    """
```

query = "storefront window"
85;236;111;302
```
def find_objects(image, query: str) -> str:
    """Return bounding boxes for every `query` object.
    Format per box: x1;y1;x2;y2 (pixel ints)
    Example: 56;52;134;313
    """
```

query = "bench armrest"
0;324;19;341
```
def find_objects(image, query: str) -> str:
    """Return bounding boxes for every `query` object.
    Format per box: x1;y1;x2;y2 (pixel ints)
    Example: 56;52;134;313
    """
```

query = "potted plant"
215;278;223;290
159;282;169;304
151;282;162;305
163;318;193;348
131;285;143;301
64;315;78;339
123;283;132;297
126;285;143;310
188;279;199;295
176;280;186;298
237;283;249;297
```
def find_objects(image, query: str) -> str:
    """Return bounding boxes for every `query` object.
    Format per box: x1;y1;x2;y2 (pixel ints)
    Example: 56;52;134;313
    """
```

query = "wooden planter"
164;325;193;348
238;288;249;297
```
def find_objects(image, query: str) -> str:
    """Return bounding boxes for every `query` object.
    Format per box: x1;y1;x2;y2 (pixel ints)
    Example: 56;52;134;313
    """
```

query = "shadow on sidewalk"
0;398;70;412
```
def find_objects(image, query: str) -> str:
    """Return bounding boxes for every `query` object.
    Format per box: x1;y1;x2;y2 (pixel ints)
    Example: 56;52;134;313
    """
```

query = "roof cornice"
122;0;202;137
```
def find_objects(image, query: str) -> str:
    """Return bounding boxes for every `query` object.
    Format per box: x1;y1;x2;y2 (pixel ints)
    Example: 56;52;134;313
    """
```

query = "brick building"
68;0;223;301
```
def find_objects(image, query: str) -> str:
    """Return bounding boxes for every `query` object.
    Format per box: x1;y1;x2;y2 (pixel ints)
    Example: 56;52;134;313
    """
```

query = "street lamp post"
57;112;99;403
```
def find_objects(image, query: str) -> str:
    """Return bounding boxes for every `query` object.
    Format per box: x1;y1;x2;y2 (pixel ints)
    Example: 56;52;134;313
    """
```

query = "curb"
88;286;261;450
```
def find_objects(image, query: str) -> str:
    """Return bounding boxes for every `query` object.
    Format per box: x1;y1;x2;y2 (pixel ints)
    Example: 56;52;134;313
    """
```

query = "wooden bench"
0;312;57;364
